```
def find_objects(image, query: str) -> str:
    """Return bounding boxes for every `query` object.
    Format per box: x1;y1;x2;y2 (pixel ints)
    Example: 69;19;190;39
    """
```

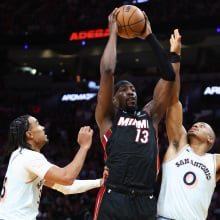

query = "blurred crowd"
0;0;219;35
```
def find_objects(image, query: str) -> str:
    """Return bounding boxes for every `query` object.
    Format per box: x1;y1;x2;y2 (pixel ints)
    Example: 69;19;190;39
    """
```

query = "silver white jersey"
157;145;216;220
0;148;53;220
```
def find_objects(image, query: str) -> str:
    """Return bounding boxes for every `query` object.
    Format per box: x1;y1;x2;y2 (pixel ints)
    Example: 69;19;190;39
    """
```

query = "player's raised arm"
165;29;188;152
142;15;176;131
95;8;119;134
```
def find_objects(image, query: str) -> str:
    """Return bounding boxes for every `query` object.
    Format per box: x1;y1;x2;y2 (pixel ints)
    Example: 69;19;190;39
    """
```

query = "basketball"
116;5;146;39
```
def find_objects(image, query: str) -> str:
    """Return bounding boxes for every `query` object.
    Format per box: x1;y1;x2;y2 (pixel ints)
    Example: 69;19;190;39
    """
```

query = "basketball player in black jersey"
93;8;176;220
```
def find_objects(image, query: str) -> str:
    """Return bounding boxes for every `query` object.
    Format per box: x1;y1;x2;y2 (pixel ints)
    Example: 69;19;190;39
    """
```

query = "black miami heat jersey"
101;109;159;190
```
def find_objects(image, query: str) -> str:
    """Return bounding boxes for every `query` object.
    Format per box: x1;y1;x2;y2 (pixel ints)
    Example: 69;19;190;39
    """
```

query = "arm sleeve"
51;179;101;195
146;33;175;81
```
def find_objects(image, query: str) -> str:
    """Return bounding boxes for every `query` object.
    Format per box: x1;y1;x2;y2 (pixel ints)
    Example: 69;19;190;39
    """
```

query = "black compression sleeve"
169;52;181;63
146;33;175;81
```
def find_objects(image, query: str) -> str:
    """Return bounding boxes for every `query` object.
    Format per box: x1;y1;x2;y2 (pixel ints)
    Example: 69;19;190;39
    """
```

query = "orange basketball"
116;5;146;39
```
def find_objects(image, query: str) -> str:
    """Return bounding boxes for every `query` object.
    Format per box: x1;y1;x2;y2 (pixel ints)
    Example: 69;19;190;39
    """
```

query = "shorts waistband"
105;183;154;196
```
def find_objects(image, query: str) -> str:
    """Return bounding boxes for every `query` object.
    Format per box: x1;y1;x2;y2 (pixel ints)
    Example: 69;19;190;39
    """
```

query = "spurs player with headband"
157;29;219;220
0;115;103;220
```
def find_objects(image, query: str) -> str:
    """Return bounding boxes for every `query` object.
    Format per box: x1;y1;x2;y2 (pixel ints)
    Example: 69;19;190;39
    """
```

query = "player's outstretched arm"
45;164;106;194
142;20;176;130
44;126;93;185
45;179;102;195
95;8;119;133
166;29;185;144
164;29;188;161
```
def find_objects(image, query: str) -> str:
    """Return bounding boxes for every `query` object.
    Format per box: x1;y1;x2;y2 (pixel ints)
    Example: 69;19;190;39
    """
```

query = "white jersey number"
135;129;149;143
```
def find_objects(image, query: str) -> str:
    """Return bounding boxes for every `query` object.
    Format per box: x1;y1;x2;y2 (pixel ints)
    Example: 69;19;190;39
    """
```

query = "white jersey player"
157;145;216;220
157;29;220;220
0;115;102;220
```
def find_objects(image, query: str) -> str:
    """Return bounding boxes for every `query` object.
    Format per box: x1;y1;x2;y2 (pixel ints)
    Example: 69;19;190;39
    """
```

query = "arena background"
0;0;220;219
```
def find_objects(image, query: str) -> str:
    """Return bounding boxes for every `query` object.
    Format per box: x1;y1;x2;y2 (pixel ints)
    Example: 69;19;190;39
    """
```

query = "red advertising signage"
69;28;109;41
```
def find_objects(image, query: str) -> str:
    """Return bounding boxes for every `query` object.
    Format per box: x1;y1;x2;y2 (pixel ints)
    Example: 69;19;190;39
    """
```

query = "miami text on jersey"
117;117;149;129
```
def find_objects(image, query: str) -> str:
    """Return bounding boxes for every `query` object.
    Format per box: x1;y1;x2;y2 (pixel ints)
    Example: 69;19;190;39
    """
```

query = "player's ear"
113;96;119;108
207;135;214;146
26;130;33;139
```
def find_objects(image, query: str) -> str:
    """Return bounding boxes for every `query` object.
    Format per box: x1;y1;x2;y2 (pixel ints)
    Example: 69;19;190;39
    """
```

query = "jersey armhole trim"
162;144;189;164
